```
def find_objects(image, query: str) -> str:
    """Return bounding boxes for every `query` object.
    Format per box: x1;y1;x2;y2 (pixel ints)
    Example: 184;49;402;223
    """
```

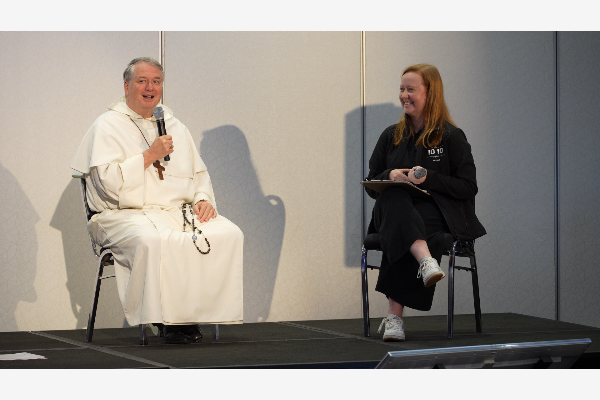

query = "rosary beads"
181;202;211;254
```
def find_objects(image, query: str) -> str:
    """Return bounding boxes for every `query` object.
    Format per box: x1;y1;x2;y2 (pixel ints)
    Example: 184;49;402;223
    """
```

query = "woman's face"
399;72;427;123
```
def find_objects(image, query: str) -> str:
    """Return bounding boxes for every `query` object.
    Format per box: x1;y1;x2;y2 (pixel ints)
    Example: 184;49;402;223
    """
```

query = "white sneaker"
377;314;405;342
417;256;445;287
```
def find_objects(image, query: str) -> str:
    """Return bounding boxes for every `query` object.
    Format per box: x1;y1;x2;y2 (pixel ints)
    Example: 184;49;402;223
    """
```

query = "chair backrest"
79;178;102;258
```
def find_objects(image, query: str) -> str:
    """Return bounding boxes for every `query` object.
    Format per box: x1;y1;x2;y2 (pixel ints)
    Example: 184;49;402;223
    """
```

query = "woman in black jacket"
365;64;486;341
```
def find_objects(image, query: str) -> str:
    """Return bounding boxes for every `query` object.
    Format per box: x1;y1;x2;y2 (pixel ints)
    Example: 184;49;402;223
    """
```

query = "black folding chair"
360;232;482;339
78;178;149;345
79;178;221;344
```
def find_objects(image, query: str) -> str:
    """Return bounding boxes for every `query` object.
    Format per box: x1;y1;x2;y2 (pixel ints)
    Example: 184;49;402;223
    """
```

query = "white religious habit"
71;97;243;326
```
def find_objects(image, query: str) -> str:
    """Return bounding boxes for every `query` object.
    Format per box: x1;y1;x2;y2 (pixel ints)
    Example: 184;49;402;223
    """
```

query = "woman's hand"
390;167;427;184
390;168;411;182
193;200;217;223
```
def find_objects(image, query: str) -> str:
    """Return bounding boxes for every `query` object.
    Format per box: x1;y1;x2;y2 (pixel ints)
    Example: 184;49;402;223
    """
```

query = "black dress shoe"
181;325;203;343
163;325;190;344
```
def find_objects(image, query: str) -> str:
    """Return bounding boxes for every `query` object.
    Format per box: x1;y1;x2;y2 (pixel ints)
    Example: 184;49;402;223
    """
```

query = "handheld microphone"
414;167;426;179
153;106;170;161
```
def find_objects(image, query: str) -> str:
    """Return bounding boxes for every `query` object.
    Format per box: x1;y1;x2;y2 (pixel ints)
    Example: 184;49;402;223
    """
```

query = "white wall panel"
558;32;600;328
0;32;157;332
166;32;362;322
363;32;556;320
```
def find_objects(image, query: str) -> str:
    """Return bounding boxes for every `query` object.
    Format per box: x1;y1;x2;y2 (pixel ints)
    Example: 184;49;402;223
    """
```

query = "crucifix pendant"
153;160;165;180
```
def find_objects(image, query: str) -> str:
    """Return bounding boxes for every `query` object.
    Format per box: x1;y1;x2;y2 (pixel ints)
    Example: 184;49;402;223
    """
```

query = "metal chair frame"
360;233;482;339
79;178;220;344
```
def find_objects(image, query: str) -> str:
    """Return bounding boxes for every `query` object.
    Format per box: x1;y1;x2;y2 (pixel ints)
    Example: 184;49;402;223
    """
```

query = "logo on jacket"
427;146;444;162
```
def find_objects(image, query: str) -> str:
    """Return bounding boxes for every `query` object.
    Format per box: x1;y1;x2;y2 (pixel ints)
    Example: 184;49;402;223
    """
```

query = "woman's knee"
375;188;413;221
378;186;412;207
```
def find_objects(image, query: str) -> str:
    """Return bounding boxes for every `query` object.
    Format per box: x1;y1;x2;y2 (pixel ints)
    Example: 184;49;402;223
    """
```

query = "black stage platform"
1;313;599;369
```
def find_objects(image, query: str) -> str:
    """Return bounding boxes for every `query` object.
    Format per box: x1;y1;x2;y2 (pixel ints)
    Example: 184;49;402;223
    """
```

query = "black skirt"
372;186;450;311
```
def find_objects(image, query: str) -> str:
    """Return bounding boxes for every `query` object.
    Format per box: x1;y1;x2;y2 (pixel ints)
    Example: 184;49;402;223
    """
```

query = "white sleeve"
89;153;146;209
193;169;216;211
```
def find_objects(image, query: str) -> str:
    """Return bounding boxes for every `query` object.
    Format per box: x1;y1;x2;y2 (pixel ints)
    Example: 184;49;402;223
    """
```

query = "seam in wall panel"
361;31;366;242
554;31;560;322
159;31;165;102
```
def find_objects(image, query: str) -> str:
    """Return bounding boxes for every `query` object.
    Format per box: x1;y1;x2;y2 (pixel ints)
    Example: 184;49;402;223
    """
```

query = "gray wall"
165;32;363;323
0;32;158;331
363;32;557;320
0;31;599;332
558;32;600;327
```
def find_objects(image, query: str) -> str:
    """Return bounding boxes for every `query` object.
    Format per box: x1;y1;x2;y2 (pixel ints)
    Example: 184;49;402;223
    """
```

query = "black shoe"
181;325;203;343
163;325;190;344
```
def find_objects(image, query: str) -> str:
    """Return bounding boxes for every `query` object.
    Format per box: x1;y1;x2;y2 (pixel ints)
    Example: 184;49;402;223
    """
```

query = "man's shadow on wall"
201;125;285;323
0;162;38;331
51;179;125;330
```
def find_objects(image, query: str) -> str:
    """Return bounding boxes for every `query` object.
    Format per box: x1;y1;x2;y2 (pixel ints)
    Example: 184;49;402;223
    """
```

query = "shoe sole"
383;336;405;342
424;272;445;288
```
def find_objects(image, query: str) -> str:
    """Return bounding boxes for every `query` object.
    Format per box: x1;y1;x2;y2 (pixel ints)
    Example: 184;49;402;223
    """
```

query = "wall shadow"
345;103;402;268
50;179;96;329
344;105;364;268
200;125;285;323
0;162;39;332
51;179;126;329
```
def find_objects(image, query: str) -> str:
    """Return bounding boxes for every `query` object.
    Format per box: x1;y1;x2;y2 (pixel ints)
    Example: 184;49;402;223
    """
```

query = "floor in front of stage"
1;313;599;369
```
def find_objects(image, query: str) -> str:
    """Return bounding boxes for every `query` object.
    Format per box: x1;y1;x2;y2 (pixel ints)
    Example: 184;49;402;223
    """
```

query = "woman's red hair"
394;64;455;148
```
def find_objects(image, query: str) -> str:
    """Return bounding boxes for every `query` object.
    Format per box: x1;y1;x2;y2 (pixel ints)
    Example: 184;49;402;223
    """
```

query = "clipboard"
361;180;430;199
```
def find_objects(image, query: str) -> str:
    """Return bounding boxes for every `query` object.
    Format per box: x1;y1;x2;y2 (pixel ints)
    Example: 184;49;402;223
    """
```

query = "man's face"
124;62;163;118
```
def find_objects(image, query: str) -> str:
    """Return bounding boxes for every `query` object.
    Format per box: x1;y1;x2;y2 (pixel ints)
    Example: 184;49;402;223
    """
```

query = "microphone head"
153;106;164;121
414;167;426;179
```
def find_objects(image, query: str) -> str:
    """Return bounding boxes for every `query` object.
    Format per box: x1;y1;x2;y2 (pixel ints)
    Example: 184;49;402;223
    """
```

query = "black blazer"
366;122;486;241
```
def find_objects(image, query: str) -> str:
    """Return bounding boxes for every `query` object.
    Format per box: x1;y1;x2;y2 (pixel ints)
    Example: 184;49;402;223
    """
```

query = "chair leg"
361;246;371;337
86;256;106;342
139;324;148;345
214;325;220;341
447;242;457;339
470;254;483;333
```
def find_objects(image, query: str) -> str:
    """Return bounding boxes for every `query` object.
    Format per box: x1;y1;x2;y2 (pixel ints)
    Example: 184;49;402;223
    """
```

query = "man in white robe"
71;57;243;344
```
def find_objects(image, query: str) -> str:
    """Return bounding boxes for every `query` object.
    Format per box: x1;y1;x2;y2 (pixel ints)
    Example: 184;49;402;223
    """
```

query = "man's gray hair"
123;57;164;83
